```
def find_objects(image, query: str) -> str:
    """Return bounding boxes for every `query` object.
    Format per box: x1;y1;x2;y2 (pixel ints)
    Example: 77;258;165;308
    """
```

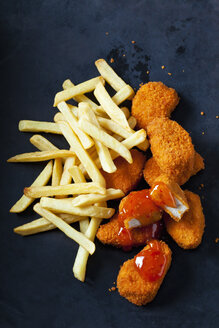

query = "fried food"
147;118;195;183
96;214;162;247
164;190;205;249
100;149;146;195
117;241;172;306
131;82;179;129
143;152;204;186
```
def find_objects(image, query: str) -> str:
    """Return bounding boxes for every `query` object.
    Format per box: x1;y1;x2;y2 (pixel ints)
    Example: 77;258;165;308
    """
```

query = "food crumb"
131;40;136;44
199;183;204;190
201;111;205;116
202;132;205;135
216;115;219;119
168;72;172;76
146;70;150;74
182;69;185;72
105;32;109;35
139;82;143;87
215;238;219;243
109;286;116;292
110;58;114;63
123;54;126;57
161;65;165;69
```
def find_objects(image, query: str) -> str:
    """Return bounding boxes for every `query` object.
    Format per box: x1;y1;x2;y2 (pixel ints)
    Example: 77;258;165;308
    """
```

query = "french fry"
112;85;135;104
30;135;59;151
58;121;106;187
24;182;106;198
71;188;124;207
52;158;63;186
14;213;84;236
59;156;75;186
78;103;116;173
10;160;53;213
40;197;115;218
34;204;95;255
7;150;75;162
54;76;104;106
95;59;127;92
19;120;61;134
120;107;130;119
57;102;94;149
94;82;132;131
54;112;65;123
79;118;132;164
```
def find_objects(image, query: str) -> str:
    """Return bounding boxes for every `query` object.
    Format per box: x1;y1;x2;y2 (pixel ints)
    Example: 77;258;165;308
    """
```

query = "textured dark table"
0;1;218;327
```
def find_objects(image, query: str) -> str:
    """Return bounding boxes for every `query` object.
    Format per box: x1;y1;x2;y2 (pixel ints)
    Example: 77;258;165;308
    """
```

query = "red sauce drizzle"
150;182;176;208
134;240;167;282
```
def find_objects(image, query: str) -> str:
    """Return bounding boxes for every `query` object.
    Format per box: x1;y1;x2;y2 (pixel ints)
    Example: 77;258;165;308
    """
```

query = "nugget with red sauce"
117;240;172;306
164;190;205;249
131;82;179;129
100;149;146;195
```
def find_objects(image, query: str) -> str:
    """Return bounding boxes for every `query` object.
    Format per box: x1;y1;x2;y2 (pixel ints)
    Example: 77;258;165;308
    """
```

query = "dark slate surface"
0;1;218;327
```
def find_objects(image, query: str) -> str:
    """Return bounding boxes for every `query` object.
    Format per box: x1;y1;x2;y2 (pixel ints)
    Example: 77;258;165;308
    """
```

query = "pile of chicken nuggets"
96;81;205;306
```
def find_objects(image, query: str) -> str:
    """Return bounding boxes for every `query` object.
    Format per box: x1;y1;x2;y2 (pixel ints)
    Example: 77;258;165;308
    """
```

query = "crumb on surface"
215;238;219;243
110;58;114;63
123;54;126;57
109;286;116;292
105;32;109;35
146;70;150;74
139;82;143;87
161;65;165;69
201;111;205;116
216;115;219;119
182;69;185;72
202;132;205;135
168;72;172;76
131;40;136;44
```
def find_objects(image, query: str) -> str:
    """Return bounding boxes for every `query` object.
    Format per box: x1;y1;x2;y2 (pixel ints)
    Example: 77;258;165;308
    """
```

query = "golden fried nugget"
117;241;172;306
144;152;204;187
100;149;146;195
147;118;195;182
164;190;205;249
131;82;179;129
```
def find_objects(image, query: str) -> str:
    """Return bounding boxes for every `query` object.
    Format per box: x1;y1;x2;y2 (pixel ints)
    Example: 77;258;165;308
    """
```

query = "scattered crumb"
146;70;150;74
109;286;116;292
216;115;219;119
201;111;205;116
161;65;165;69
182;69;185;72
113;281;115;284
199;183;204;190
202;132;205;135
105;32;109;35
123;54;126;57
139;82;143;87
110;58;114;63
131;40;136;44
215;238;219;243
168;72;172;76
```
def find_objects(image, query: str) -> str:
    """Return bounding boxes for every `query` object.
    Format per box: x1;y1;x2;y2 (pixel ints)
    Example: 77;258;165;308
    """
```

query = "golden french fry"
78;103;116;173
112;85;135;104
30;135;59;151
19;120;61;134
10;160;53;213
79;118;132;164
14;213;84;236
57;102;94;149
24;182;106;198
94;82;131;132
7;150;75;162
34;204;95;255
59;156;75;186
54;112;65;123
120;107;130;119
71;188;124;207
40;197;114;218
54;76;104;106
52;158;63;186
58;121;105;187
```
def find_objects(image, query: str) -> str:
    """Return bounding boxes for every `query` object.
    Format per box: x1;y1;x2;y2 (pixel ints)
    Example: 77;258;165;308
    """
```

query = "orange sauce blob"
150;182;176;208
134;240;167;282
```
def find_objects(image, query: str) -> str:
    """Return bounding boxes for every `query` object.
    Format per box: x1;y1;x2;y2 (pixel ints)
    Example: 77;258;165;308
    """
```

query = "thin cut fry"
30;135;59;151
58;121;105;187
40;197;115;218
54;76;104;106
79;118;132;164
78;102;116;173
7;150;75;162
34;204;95;255
19;120;61;134
10;160;53;213
71;188;124;207
120;107;130;119
112;85;135;104
52;158;63;186
94;82;132;131
14;213;84;236
57;101;94;149
24;182;106;198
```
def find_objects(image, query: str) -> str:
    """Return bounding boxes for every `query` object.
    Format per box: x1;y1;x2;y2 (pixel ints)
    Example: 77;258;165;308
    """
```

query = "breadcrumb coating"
100;149;146;195
147;118;195;182
164;190;205;249
143;152;204;186
117;241;172;306
131;82;179;129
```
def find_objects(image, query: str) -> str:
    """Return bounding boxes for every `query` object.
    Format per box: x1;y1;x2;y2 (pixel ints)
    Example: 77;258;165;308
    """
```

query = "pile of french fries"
8;59;149;282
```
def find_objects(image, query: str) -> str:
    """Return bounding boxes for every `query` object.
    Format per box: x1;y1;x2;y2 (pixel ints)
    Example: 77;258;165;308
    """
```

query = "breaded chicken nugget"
131;82;179;129
100;149;146;195
164;190;205;249
147;118;195;182
117;241;172;306
144;152;204;186
96;214;163;248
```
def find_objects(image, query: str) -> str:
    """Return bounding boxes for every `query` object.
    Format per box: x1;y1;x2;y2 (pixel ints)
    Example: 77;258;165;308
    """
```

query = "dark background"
0;1;218;327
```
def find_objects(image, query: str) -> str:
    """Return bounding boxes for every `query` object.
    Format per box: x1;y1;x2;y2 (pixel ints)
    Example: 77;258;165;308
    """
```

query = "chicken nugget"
144;152;204;186
117;240;172;306
96;214;163;248
147;118;195;182
100;149;146;195
164;190;205;249
131;82;179;129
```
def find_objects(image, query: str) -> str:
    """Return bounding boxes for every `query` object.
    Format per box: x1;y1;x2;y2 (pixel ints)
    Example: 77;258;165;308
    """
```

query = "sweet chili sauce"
134;240;167;282
150;182;176;208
